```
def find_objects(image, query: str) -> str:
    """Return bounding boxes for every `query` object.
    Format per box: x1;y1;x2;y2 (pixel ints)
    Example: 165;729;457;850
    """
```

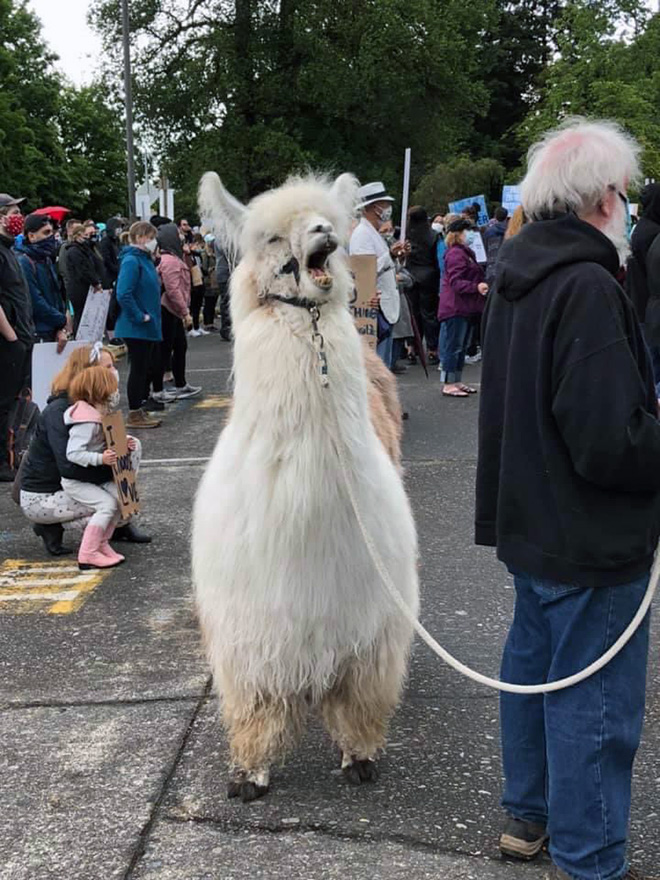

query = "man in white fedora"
349;181;403;368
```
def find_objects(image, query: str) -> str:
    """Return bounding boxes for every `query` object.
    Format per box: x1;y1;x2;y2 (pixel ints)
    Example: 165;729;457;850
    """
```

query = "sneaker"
188;329;202;338
152;389;178;403
197;327;210;336
500;816;548;861
465;351;482;364
174;384;202;400
142;396;165;412
126;409;162;429
204;324;220;333
427;353;440;366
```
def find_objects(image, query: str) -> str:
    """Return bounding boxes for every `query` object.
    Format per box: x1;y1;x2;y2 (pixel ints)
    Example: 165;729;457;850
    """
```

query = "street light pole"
121;0;136;219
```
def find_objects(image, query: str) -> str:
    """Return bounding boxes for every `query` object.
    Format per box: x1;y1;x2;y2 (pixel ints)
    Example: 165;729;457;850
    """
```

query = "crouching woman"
60;365;139;569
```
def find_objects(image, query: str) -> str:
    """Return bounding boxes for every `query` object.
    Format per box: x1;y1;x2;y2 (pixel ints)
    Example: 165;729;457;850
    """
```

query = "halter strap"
264;294;321;311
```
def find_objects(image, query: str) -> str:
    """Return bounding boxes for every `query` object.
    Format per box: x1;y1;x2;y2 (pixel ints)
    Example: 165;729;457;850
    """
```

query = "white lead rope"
333;408;657;695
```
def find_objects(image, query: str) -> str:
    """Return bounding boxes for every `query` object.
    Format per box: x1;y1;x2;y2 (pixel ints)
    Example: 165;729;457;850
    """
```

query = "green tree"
412;157;506;213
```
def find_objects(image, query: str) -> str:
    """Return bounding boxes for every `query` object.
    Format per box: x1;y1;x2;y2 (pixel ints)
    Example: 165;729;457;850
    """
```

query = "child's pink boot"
78;524;123;570
99;523;125;566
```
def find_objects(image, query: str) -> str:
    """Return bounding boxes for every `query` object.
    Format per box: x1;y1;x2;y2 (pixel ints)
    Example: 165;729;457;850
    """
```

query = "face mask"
29;235;59;259
145;238;158;253
4;213;25;237
377;206;393;223
431;223;444;234
108;389;121;410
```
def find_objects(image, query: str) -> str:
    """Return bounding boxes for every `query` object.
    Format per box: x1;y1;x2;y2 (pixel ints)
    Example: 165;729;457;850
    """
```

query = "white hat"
357;181;394;209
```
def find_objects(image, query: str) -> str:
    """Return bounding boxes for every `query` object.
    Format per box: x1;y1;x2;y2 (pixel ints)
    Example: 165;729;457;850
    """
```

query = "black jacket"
406;222;439;292
21;393;112;493
626;183;660;325
476;213;660;588
66;240;103;306
0;233;35;344
99;219;123;285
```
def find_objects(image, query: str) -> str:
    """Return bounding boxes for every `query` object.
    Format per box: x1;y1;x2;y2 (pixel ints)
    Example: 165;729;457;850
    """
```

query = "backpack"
8;389;40;474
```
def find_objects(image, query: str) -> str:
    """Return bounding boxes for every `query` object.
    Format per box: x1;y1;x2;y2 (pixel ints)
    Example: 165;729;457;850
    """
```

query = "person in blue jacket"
114;221;163;429
15;213;69;348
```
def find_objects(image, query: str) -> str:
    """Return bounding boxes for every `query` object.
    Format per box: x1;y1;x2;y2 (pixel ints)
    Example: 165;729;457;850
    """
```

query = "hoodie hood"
106;217;124;237
494;212;620;303
157;222;184;259
640;183;660;224
64;401;103;425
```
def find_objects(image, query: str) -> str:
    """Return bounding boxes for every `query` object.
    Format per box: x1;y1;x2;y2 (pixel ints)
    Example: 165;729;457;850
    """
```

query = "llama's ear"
199;171;247;265
331;173;360;219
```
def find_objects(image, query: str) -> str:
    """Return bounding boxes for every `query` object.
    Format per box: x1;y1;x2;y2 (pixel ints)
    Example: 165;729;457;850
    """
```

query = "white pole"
399;148;411;242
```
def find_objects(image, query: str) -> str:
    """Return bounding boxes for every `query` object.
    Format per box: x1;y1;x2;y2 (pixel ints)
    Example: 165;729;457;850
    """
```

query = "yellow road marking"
0;559;110;615
194;394;232;410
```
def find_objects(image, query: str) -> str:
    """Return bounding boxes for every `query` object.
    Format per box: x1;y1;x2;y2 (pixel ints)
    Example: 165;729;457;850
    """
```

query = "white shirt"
349;218;400;325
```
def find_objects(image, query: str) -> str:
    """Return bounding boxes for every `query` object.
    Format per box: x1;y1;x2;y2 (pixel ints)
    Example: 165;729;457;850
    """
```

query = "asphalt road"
0;336;658;880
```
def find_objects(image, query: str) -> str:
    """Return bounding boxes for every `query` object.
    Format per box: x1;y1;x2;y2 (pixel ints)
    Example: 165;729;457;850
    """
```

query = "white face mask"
145;238;158;253
377;206;393;223
108;389;121;410
432;223;444;234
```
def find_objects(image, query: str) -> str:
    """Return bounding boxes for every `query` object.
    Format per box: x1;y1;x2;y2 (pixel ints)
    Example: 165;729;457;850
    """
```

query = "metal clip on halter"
309;305;329;387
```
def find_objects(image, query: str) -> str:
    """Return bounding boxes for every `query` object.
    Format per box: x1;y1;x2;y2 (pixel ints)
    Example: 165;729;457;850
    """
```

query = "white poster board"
465;230;487;264
75;287;112;342
399;147;411;242
31;342;89;411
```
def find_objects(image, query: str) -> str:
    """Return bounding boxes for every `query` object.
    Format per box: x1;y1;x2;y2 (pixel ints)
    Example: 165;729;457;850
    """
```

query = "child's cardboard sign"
349;254;378;350
101;412;140;520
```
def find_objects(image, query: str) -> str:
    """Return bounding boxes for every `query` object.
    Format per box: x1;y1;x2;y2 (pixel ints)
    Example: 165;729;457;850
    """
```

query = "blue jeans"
377;333;394;370
500;571;651;879
439;316;470;382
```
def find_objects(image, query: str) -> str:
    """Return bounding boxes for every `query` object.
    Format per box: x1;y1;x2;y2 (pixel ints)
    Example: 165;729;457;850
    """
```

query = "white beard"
603;205;630;267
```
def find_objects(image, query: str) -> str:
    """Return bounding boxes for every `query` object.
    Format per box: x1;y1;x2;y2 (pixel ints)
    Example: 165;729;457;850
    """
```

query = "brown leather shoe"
126;409;161;429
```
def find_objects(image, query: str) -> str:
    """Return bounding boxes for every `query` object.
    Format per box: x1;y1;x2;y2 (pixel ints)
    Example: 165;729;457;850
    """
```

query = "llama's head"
199;172;359;319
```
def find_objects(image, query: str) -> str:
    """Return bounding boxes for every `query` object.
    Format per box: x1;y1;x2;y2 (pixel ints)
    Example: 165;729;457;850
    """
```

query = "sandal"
458;384;478;394
443;386;469;398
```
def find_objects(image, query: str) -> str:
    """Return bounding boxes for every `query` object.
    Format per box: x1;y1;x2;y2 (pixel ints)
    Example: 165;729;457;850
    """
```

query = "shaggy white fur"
192;171;419;798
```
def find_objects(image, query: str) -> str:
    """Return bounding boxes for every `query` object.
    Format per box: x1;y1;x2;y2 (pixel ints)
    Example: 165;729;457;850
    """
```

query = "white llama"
192;171;419;802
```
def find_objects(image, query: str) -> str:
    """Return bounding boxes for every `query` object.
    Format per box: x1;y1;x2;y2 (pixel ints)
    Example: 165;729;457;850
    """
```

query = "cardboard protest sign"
75;287;112;342
465;230;487;264
448;195;489;226
501;185;522;216
348;254;378;350
31;341;89;411
101;412;140;520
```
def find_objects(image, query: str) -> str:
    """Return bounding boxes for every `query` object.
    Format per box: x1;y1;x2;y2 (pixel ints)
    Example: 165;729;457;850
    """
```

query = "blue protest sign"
501;185;522;215
448;195;489;226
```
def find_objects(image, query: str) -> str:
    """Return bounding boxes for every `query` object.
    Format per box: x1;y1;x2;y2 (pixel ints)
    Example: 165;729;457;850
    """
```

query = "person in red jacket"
437;218;488;397
154;224;201;401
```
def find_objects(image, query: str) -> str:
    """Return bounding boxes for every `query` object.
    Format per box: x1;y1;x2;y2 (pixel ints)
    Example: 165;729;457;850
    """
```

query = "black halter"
265;294;321;311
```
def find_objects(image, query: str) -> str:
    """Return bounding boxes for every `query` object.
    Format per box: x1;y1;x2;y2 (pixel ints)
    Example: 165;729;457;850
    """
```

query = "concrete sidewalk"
0;336;657;879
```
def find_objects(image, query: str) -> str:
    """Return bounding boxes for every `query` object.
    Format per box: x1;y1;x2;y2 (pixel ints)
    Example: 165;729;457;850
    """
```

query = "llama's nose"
310;222;333;236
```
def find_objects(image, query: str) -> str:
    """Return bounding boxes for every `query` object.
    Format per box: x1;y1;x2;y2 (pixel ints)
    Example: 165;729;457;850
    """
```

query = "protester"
0;193;34;481
57;217;81;292
99;217;125;289
188;232;207;335
15;213;69;347
201;233;220;332
437;218;487;397
214;239;232;341
627;183;660;387
155;223;201;401
406;207;440;365
504;205;527;239
349;181;405;368
19;344;149;554
114;221;163;429
61;364;132;569
476;118;658;880
483;206;508;286
66;222;104;333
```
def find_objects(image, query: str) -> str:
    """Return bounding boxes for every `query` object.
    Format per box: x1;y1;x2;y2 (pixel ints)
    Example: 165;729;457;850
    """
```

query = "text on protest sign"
448;195;489;226
75;287;112;343
501;185;522;216
465;231;487;264
349;254;378;350
101;412;140;520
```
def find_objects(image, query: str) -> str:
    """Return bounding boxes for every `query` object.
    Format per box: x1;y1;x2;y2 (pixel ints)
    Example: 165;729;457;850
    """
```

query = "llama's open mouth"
306;246;335;290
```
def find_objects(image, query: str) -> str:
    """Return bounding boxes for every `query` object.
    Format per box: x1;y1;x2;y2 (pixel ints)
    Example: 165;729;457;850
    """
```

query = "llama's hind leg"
321;638;408;785
222;688;307;802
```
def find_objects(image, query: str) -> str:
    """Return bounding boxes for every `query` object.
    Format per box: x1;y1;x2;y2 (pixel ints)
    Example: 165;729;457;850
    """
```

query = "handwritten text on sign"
101;412;140;520
348;254;378;350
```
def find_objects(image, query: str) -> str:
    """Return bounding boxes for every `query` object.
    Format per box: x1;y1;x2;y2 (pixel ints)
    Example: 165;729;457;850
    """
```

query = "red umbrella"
31;206;72;224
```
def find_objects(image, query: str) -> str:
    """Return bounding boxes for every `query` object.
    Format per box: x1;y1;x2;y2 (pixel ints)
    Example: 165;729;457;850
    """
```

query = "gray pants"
60;478;120;531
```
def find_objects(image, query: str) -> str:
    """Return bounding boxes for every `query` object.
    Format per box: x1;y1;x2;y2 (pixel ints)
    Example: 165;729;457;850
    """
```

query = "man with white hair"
476;119;660;880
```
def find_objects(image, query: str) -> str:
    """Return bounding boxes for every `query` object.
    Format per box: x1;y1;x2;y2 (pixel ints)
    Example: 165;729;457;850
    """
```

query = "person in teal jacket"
115;221;163;428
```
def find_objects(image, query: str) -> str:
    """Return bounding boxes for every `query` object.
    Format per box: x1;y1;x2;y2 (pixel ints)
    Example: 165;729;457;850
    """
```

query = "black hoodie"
476;212;660;588
627;182;660;323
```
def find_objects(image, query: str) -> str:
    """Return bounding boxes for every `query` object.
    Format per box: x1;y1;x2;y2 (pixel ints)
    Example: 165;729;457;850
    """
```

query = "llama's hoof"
343;758;379;785
227;779;269;803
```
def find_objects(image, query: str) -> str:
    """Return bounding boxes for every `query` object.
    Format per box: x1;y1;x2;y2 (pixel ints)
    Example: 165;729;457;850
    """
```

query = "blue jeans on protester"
439;316;470;383
500;571;651;880
377;331;394;369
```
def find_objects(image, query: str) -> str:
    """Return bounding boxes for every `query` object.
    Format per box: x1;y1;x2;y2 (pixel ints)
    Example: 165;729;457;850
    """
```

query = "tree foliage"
413;157;506;214
0;0;127;217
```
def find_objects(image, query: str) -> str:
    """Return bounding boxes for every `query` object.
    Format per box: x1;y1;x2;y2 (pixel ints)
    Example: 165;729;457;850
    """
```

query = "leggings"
190;285;205;330
160;308;188;388
203;292;219;326
125;338;159;410
61;478;120;531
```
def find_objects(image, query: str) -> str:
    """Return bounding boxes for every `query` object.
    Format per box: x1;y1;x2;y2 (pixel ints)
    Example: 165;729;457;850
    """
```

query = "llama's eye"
268;235;282;244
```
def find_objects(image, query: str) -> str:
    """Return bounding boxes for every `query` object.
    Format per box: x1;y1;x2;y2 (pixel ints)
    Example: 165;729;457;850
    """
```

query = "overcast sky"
29;0;102;86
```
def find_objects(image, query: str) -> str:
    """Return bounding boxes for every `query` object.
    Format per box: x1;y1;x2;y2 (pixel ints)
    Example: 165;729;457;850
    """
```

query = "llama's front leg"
222;689;307;802
321;640;408;786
